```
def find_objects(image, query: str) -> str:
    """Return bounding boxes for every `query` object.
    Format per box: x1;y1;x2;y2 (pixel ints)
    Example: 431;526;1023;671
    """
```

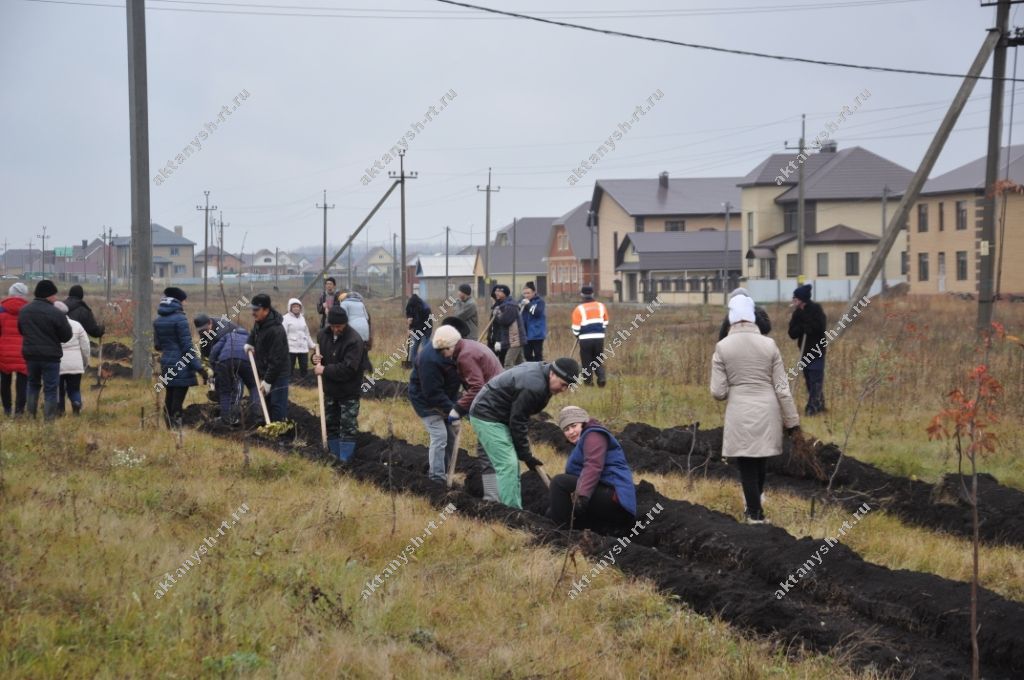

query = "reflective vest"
572;300;608;340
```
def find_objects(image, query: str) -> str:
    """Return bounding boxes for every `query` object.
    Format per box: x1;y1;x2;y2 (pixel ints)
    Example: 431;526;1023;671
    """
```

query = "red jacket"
0;296;28;374
451;338;504;416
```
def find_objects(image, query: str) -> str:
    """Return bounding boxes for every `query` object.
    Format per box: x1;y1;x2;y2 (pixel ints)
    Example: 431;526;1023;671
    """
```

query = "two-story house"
113;223;196;282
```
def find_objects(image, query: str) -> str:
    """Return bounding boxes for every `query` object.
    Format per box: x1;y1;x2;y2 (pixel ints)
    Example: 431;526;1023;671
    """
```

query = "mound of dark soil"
362;379;409;400
181;400;1024;679
91;341;132;360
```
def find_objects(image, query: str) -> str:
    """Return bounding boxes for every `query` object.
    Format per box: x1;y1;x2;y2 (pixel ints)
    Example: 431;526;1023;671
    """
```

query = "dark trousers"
253;375;289;423
26;360;61;419
59;374;83;414
736;457;768;519
215;359;256;423
325;395;360;439
523;339;544;362
579;338;606;385
164;385;189;427
290;352;308;377
493;346;508;366
546;473;633;529
803;358;826;415
1;371;27;415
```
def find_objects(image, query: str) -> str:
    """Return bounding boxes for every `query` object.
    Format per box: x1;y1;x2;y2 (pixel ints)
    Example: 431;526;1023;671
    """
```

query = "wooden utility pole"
477;167;500;284
722;201;732;304
36;227;48;278
388;151;417;301
392;233;398;297
217;212;230;284
196;190;217;307
274;247;280;289
784;115;807;278
880;185;890;291
316;189;335;285
978;0;1012;331
847;25;1003;318
445;226;451;296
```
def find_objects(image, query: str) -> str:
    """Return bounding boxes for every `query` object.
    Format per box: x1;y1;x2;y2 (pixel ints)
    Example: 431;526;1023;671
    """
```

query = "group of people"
0;281;104;420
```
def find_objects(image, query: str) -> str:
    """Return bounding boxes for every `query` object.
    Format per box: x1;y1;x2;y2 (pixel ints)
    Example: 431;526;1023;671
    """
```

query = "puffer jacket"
153;297;201;387
0;295;28;374
521;296;547;341
469;361;554;459
210;327;250;364
316;325;366;400
19;297;73;363
487;298;525;349
408;340;460;418
282;298;315;354
65;296;105;338
59;318;91;375
340;291;371;343
250;308;289;384
711;323;799;458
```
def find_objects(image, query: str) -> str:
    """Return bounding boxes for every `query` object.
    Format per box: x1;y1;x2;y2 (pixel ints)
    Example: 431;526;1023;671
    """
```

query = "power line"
433;0;1024;82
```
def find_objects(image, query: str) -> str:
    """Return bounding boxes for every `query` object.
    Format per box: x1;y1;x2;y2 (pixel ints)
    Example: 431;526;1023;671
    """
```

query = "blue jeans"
216;359;256;422
253;374;290;423
420;414;456;483
803;357;826;415
26;360;61;419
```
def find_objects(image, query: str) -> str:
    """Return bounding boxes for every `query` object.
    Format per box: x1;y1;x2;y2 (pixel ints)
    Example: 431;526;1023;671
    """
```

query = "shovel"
401;331;414;369
445;421;463;489
90;340;104;390
314;344;328;450
533;463;551;489
246;348;272;425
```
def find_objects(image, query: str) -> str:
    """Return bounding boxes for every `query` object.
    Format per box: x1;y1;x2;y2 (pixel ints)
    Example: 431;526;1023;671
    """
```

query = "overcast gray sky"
1;0;1020;256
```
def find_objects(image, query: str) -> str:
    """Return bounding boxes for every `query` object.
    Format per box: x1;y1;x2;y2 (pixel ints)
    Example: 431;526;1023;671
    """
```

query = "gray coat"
711;323;799;458
452;296;478;338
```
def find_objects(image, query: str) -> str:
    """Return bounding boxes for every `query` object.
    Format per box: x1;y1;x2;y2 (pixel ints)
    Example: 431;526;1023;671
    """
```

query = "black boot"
72;401;82;416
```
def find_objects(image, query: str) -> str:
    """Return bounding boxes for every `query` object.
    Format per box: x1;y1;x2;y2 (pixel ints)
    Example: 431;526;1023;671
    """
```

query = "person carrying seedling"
153;287;207;428
246;293;289;424
409;321;463;484
468;357;579;509
571;285;608;387
520;281;547;361
712;294;800;524
546;406;636;530
314;307;367;464
282;298;315;379
210;325;256;426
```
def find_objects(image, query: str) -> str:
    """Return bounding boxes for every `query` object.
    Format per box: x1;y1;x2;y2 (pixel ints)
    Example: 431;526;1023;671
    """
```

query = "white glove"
494;342;502;352
244;344;255;355
447;408;461;425
261;380;272;395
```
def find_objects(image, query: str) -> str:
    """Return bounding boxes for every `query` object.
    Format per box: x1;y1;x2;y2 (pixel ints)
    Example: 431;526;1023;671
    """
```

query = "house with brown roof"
907;145;1024;297
547;202;596;299
615;230;741;304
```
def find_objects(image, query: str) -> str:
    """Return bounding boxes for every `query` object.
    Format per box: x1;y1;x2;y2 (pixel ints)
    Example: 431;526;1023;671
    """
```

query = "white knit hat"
8;282;28;298
431;324;462;350
728;295;755;324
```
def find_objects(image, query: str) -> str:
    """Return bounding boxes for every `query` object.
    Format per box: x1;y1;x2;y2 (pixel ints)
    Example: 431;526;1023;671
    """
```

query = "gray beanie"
8;282;29;298
728;287;750;300
558;406;590;430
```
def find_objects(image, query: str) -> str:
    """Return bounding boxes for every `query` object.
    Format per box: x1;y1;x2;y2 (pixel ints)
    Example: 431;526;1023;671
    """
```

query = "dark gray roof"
494;217;556;247
740;151;838;187
486;244;548;275
111;223;195;247
594;176;742;217
923;144;1024;195
805;224;878;244
756;232;797;249
617;231;741;272
773;147;912;202
549;201;593;256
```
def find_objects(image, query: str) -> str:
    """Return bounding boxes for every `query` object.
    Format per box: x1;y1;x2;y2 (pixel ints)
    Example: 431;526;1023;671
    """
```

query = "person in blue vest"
520;281;547;361
546;405;636;529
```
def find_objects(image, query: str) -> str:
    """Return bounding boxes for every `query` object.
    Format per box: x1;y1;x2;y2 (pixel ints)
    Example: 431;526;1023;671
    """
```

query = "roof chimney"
659;171;669;189
82;239;88;248
819;140;838;153
174;225;183;236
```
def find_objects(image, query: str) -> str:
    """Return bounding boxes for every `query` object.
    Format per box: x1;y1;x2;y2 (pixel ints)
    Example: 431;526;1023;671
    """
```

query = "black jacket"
719;306;772;340
250;308;289;384
405;294;433;337
65;297;105;338
788;301;828;357
408;340;460;417
18;298;73;362
316;325;366;400
487;298;524;348
469;362;553;459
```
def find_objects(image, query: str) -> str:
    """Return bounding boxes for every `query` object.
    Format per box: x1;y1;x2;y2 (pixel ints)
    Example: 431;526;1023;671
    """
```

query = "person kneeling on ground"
210;325;256;426
468;357;579;509
314;307;368;464
410;323;462;484
711;294;800;524
547;406;636;529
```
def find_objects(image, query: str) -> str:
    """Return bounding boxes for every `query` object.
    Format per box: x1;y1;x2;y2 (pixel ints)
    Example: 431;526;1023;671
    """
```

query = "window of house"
938;252;946;280
917;204;928;232
572;265;578;283
918;252;929;281
634;216;645;232
786;253;798;277
746;212;753;251
816;252;828;276
956;201;967;230
845;252;860;276
938;202;945;231
551;266;558;284
173;265;186;274
665;220;685;232
901;251;909;275
170;247;180;256
956;250;968;280
783;201;817;234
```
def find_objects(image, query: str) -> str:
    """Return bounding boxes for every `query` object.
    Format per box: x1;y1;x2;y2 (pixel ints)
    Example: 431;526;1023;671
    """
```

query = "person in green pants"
468;357;579;508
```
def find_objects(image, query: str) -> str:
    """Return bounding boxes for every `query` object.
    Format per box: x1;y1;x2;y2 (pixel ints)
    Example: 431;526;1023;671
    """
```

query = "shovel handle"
446;423;462;489
534;464;551;489
247;348;271;424
314;344;328;449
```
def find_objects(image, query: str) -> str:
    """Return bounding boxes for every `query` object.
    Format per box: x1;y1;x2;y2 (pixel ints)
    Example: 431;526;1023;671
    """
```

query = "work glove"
446;408;461;426
493;342;502;352
572;494;590;518
521;454;543;471
261;380;272;395
785;425;801;437
244;343;255;355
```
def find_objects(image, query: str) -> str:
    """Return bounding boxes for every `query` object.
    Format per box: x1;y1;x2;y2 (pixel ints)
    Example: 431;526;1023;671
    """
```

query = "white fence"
744;277;905;303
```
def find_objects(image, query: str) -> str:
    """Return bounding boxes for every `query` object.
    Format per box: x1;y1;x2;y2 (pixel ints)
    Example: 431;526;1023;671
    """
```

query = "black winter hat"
580;285;594;296
492;284;511;298
250;293;272;310
550;357;581;384
34;279;58;298
163;286;187;301
524;281;536;292
458;283;472;296
193;313;211;328
68;284;84;299
441;315;471;338
327;307;348;325
793;284;812;303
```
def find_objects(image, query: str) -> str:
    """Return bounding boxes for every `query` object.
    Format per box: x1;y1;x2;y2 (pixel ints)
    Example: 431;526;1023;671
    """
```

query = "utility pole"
217;212;230;284
196;190;217;307
1;239;7;278
881;185;890;291
392;232;398;297
316;189;335;285
274;247;280;289
512;217;518;293
784;115;807;279
477;167;500;284
978;0;1012;332
347;240;353;291
388;150;417;301
37;226;48;277
445;225;451;296
722;201;732;304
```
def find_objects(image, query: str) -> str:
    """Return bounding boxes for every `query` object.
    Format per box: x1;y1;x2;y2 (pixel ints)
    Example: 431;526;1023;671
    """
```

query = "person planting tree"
314;307;367;464
468;357;580;509
547;405;636;530
712;294;800;524
210;325;256;426
246;294;289;424
409;321;464;484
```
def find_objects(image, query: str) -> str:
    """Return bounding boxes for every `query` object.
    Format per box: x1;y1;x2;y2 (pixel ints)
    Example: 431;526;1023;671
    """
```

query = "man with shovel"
245;294;289;424
313;307;367;464
468;357;580;509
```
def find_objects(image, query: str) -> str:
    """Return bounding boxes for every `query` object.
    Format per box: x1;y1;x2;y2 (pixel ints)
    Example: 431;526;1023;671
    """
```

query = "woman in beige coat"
711;294;800;524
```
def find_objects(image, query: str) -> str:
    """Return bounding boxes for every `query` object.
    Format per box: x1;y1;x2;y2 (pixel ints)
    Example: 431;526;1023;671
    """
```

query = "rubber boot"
26;392;39;419
337;438;356;464
327;438;342;462
481;472;500;502
43;400;59;421
72;401;82;416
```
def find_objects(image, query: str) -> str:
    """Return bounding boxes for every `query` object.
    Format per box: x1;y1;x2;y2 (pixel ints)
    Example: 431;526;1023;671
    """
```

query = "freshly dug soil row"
91;340;132;360
181;401;1024;679
530;419;1024;549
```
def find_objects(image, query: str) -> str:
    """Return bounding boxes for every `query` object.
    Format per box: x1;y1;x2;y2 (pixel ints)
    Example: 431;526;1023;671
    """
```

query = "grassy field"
2;284;1021;677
